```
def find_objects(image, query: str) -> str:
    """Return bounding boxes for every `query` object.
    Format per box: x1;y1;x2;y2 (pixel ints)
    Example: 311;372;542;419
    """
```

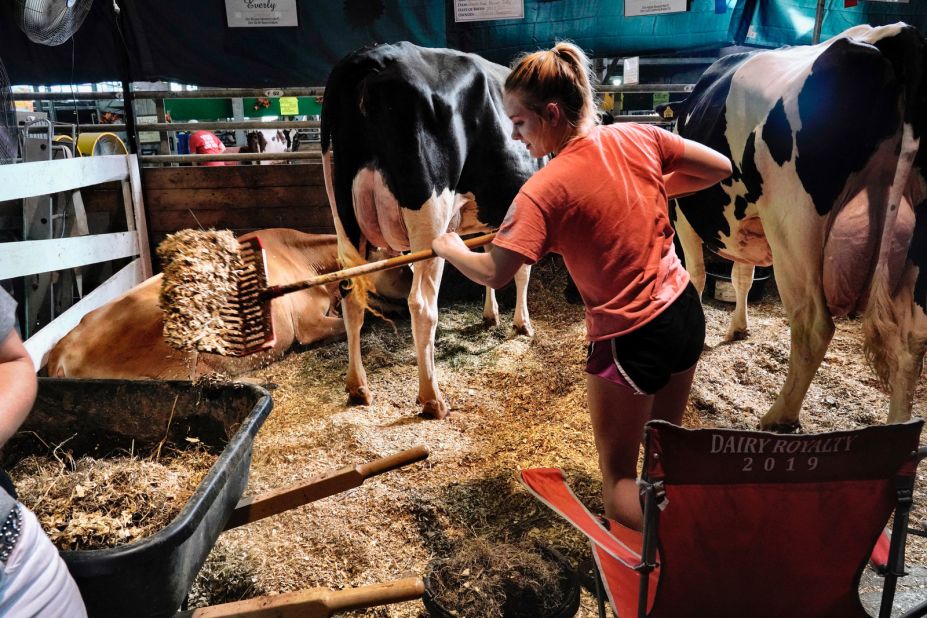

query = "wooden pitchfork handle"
223;446;430;530
176;576;425;617
260;232;497;301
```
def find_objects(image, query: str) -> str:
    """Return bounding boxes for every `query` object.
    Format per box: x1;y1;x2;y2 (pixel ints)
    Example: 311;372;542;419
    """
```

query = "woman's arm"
431;233;525;289
663;138;732;199
0;330;36;448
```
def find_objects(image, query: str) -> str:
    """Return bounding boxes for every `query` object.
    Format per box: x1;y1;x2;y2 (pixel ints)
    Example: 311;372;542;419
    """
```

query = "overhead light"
610;76;623;86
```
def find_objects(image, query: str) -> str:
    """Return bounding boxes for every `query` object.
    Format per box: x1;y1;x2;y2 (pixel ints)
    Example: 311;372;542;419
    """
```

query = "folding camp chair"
521;419;927;618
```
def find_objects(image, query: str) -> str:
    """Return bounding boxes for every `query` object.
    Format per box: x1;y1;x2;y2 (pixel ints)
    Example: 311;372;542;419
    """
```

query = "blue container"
176;132;190;155
9;379;273;618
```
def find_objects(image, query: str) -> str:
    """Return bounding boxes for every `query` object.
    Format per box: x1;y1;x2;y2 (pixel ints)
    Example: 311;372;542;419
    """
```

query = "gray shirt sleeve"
0;288;16;341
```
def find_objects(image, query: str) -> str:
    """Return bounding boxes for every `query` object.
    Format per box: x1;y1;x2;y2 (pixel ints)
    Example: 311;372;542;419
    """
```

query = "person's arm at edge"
663;138;732;199
0;330;36;447
432;233;525;289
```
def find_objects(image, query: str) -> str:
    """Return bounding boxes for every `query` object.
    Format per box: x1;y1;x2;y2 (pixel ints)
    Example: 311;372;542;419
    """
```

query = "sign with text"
625;0;687;17
623;57;640;86
225;0;298;27
279;97;299;116
454;0;524;22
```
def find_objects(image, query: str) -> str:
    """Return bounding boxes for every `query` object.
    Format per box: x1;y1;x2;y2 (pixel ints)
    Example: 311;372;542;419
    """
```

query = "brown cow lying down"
46;229;410;380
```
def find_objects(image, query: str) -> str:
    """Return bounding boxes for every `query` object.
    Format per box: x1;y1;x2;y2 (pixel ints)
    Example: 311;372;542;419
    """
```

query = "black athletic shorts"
585;282;705;395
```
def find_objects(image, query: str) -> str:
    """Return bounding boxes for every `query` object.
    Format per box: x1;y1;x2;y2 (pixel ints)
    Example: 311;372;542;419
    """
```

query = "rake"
164;231;497;357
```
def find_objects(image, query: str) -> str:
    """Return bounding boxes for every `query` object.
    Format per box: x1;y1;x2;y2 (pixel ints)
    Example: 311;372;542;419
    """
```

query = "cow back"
321;42;534;248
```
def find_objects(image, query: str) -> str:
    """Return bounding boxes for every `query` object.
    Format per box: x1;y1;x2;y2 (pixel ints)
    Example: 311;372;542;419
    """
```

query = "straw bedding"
179;257;925;615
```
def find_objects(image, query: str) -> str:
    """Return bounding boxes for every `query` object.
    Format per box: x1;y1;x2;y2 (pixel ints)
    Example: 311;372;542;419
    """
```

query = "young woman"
0;288;87;616
432;42;732;530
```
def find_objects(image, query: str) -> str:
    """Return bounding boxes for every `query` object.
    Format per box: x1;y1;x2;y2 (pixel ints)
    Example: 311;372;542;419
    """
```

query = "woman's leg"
650;364;698;426
586;373;653;530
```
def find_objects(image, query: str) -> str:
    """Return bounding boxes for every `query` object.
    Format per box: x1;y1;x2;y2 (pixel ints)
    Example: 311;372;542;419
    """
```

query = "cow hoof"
514;322;535;337
347;386;372;406
722;330;748;343
760;420;803;434
420;399;450;420
483;315;500;327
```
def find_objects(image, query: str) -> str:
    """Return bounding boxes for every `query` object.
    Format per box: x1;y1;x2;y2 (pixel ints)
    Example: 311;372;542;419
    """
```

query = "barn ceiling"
0;0;924;87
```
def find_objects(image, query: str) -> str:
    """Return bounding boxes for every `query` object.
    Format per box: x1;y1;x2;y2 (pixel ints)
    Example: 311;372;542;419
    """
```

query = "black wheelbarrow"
7;378;428;618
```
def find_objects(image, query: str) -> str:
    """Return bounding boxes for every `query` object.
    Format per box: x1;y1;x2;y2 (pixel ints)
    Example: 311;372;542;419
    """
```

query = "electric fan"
16;0;94;47
0;59;19;165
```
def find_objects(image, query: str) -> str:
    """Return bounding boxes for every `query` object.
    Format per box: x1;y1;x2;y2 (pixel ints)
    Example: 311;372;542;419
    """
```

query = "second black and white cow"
321;42;537;419
668;23;927;430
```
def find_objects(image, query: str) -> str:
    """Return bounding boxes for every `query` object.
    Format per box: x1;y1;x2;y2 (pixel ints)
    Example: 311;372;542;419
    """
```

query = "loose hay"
11;447;217;550
187;256;926;617
158;229;243;354
426;538;567;618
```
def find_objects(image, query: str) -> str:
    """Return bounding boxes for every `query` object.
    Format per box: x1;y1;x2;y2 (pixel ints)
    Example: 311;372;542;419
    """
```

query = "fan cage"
0;58;19;165
18;0;93;47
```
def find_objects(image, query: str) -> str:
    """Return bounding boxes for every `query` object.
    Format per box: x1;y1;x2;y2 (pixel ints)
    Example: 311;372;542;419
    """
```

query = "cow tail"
321;150;384;319
862;123;919;390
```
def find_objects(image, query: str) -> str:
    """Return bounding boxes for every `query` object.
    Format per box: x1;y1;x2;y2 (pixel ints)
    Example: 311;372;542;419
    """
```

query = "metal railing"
12;83;684;166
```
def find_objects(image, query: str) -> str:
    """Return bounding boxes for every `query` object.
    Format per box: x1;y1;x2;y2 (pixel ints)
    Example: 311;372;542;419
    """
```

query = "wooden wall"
142;163;335;262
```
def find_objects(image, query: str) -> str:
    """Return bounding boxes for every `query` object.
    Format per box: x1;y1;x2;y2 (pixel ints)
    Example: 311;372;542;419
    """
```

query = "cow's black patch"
763;98;792;166
673;52;752;252
795;38;899;216
740;129;764;206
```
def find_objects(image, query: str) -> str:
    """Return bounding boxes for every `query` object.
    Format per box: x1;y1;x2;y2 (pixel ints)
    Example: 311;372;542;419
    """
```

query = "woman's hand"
431;232;468;259
431;234;525;289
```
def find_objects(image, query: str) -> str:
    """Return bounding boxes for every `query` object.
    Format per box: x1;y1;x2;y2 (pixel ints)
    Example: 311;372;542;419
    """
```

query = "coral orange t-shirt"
493;123;689;341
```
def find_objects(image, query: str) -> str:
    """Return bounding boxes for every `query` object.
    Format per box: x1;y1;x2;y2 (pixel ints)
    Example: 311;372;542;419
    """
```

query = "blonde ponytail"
505;41;598;130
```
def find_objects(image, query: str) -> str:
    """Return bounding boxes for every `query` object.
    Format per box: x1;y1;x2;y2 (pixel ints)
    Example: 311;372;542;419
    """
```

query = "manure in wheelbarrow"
10;445;216;551
424;538;579;618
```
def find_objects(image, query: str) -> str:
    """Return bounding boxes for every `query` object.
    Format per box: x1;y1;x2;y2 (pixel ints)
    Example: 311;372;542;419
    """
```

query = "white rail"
0;155;152;370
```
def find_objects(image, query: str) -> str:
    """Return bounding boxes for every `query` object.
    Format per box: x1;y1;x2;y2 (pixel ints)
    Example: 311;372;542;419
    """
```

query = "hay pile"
426;538;567;617
158;229;243;354
184;257;926;616
11;448;217;551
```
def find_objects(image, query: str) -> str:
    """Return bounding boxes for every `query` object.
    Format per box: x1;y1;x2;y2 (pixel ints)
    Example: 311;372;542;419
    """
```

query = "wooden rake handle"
223;446;430;530
262;232;497;300
176;576;425;617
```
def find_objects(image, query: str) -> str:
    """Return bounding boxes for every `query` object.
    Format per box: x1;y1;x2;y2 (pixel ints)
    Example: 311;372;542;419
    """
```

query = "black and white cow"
321;42;537;419
668;23;927;430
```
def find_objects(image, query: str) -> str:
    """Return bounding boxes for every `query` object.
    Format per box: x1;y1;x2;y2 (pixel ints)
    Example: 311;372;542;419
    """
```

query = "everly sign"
225;0;298;27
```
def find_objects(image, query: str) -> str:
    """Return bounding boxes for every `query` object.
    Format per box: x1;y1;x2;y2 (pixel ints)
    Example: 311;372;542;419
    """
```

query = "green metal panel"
242;97;323;118
163;96;321;122
164;99;233;122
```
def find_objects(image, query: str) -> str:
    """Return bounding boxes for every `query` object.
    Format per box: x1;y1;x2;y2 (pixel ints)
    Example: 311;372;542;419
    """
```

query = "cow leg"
725;262;755;342
512;264;534;337
760;287;834;432
482;246;500;326
342;285;372;405
880;265;927;423
404;200;456;419
407;251;448;418
674;208;706;296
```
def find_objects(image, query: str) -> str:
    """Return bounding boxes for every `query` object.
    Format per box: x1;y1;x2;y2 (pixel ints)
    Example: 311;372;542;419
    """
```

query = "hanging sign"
623;57;640;86
225;0;298;27
625;0;687;17
279;97;299;116
454;0;524;23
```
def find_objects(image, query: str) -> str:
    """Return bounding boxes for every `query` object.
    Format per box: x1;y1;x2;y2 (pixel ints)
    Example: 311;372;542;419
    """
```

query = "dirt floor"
187;256;927;616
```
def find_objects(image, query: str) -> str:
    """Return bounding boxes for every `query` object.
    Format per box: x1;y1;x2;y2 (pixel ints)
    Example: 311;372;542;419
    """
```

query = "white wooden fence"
0;155;152;370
